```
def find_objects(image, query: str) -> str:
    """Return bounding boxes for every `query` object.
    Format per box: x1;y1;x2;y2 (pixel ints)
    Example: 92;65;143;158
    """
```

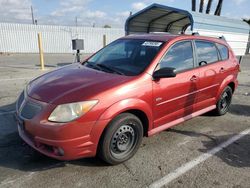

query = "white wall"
0;23;124;53
194;29;249;56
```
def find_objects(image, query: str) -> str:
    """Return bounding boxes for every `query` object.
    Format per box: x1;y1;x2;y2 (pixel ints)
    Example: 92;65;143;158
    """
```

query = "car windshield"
84;39;165;76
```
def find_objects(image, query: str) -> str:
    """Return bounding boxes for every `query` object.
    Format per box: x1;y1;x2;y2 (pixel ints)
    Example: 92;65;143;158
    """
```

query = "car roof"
122;33;178;42
121;33;228;46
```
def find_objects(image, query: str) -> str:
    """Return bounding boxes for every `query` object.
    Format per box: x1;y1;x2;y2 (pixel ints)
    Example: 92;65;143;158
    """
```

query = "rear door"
153;40;200;128
194;40;221;108
215;43;232;82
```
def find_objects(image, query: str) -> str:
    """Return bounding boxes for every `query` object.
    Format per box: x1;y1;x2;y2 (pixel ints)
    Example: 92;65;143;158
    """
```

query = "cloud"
116;11;131;17
0;0;32;23
51;6;82;17
132;2;147;11
51;0;92;17
232;0;246;5
131;0;176;12
86;10;106;18
48;0;109;27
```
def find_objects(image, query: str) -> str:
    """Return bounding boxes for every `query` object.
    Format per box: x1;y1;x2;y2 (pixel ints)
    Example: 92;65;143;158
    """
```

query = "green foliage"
103;25;111;28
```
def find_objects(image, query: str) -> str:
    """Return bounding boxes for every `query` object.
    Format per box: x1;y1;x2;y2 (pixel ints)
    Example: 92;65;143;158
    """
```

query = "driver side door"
153;40;200;128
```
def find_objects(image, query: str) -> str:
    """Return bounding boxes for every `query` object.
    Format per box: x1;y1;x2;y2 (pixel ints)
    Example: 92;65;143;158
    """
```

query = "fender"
98;98;153;131
88;98;153;155
216;74;237;99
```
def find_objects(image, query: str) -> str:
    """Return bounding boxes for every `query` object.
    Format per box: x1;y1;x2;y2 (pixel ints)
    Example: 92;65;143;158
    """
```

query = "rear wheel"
213;86;233;116
98;113;143;165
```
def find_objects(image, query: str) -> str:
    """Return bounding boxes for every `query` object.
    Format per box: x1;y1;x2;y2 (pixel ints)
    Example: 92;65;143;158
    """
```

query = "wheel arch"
98;98;153;136
216;75;238;99
227;82;235;93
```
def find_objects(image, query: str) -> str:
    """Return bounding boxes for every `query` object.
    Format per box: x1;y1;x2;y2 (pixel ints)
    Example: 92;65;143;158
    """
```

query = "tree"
192;0;224;16
199;0;204;13
103;25;111;28
206;0;213;14
243;18;250;25
214;0;223;16
192;0;196;11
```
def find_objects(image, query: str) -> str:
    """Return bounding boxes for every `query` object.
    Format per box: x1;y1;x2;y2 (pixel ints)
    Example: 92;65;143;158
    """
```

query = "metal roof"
125;3;249;35
121;33;178;42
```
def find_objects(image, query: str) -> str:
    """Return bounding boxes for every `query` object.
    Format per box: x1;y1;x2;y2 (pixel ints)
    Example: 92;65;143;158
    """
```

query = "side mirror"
153;67;176;79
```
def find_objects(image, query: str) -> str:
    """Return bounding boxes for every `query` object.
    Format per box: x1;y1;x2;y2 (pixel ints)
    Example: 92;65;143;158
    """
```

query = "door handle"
220;67;225;73
190;75;197;81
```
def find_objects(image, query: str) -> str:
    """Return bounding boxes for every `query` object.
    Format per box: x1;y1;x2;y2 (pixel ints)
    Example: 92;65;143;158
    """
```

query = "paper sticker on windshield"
142;41;162;47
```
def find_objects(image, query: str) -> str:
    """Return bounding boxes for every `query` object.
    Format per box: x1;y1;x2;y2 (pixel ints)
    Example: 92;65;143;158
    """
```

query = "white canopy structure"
125;4;250;56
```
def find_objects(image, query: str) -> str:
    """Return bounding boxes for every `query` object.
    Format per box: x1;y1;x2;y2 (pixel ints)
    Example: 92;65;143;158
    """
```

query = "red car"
16;33;239;164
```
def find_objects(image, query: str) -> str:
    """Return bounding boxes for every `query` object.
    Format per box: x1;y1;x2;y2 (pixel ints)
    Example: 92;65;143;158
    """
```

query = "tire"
98;113;143;165
213;86;233;116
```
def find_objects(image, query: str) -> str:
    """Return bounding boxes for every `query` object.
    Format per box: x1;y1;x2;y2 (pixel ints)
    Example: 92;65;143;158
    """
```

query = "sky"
0;0;249;28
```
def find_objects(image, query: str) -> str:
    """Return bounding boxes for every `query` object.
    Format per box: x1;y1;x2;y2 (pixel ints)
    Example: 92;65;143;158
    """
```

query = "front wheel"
213;86;233;116
98;113;143;165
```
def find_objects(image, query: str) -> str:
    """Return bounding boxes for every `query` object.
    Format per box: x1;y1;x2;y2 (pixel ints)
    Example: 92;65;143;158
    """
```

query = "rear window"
195;41;219;66
216;43;229;60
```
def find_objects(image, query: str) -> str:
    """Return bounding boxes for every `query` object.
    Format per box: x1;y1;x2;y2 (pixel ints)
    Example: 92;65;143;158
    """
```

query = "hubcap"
110;124;136;158
220;90;231;111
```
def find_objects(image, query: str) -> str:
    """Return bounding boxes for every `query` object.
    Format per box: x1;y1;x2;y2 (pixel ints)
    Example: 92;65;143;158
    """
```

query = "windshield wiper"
96;64;124;75
85;61;102;71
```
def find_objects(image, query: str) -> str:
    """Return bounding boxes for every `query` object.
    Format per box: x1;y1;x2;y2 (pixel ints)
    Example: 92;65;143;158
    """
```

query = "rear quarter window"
216;43;229;60
195;41;219;66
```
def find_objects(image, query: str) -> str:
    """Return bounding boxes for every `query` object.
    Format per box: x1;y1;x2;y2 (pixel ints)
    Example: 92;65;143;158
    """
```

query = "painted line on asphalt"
149;128;250;188
0;77;33;81
0;110;15;115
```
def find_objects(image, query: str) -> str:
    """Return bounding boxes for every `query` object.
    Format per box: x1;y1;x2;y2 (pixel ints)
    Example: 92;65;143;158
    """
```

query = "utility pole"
215;0;223;16
31;5;35;25
199;0;204;13
75;16;78;27
192;0;196;11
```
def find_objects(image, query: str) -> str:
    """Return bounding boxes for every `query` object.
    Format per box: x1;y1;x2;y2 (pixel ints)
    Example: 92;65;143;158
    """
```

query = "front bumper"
17;121;95;160
16;94;109;160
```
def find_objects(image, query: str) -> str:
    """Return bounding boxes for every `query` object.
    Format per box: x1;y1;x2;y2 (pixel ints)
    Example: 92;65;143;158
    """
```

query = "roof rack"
192;32;199;36
192;32;226;41
149;32;172;34
219;36;226;41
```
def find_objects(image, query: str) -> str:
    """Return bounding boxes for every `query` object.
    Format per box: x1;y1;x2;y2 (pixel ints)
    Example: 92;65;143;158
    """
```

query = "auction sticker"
142;41;162;47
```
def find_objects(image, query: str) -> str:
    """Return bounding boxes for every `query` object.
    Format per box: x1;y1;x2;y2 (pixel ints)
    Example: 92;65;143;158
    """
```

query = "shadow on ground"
1;102;250;172
35;62;72;68
0;103;107;173
0;103;16;112
229;104;250;116
201;103;250;117
168;128;250;168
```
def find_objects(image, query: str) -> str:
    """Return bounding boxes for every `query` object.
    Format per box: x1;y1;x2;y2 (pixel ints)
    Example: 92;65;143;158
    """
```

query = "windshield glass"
84;39;165;76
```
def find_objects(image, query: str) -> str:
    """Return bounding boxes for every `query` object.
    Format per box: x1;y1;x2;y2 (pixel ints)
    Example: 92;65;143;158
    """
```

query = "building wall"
193;29;249;56
0;23;124;53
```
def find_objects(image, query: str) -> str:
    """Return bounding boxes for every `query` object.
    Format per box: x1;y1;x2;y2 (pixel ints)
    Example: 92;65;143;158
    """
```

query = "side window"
216;43;229;60
195;41;219;66
159;41;194;72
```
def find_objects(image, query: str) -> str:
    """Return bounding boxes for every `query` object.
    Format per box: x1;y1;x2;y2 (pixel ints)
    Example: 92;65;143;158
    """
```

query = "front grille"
20;101;42;119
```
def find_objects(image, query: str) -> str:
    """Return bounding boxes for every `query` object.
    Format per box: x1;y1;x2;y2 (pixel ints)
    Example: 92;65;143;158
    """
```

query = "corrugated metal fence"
0;23;124;53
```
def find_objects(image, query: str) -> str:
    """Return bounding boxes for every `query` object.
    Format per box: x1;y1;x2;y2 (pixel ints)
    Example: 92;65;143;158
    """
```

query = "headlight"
48;100;98;123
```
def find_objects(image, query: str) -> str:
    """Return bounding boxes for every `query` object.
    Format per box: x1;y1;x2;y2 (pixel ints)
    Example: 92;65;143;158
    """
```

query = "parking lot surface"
0;54;250;188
